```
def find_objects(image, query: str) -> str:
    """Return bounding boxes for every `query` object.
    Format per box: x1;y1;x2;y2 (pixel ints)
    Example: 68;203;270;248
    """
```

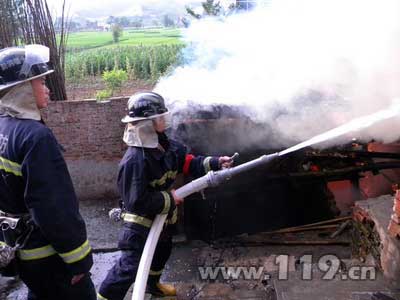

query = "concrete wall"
42;97;128;200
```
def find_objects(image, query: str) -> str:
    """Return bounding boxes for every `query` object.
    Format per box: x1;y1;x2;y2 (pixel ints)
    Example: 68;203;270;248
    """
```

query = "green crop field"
65;44;185;82
66;28;183;50
64;28;185;82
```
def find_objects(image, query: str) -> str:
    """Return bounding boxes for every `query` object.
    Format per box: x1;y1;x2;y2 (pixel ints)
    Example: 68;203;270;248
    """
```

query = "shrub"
95;89;112;102
102;69;128;94
112;24;123;43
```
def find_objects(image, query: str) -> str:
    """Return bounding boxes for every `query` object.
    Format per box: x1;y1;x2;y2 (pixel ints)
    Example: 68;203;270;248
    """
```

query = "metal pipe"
132;152;279;300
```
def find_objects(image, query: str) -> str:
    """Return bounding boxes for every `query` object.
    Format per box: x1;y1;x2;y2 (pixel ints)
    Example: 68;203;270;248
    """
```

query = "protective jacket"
118;132;219;241
99;132;221;300
0;114;93;275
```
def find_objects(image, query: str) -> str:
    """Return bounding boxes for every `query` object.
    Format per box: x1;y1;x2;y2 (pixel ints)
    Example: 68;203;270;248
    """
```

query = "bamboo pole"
266;224;338;234
217;240;351;247
263;216;352;234
0;0;68;100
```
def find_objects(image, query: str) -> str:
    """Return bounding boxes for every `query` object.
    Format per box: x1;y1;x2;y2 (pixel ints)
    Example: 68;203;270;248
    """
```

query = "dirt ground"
2;199;400;300
65;77;155;101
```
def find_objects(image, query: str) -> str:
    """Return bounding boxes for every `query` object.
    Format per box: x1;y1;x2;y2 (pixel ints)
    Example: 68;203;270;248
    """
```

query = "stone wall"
42;97;128;200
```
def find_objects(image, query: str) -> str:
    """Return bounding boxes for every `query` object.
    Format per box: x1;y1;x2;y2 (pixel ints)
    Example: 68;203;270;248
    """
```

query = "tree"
55;17;80;32
102;69;128;94
202;0;222;16
117;16;130;27
185;6;201;19
181;17;190;28
68;21;81;32
235;0;257;11
163;14;175;28
186;0;227;19
131;17;143;28
111;24;123;43
95;69;128;101
107;15;116;25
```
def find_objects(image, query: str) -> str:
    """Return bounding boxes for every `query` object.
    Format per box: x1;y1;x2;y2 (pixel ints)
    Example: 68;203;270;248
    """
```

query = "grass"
66;27;184;51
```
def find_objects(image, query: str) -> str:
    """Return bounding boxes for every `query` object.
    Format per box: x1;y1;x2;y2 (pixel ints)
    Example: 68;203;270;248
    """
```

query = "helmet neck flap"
0;82;41;121
123;120;159;148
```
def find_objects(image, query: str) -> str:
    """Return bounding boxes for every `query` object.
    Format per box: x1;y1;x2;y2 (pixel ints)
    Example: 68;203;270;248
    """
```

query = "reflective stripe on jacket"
0;115;93;274
118;132;219;241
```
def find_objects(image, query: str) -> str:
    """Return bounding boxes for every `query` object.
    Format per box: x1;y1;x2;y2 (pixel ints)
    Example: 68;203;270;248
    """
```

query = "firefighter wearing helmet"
98;92;233;299
0;45;96;299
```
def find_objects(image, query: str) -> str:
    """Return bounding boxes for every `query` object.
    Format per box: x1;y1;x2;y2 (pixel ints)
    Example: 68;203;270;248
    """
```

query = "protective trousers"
18;254;96;300
98;228;172;300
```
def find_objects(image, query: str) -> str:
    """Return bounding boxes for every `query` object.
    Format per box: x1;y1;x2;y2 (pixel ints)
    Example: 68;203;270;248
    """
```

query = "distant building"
98;22;111;31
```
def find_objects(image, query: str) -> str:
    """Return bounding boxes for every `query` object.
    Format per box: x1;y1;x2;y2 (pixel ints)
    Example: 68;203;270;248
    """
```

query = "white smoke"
156;0;400;148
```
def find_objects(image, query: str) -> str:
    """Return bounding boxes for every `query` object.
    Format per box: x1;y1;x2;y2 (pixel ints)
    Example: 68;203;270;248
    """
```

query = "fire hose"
131;152;279;300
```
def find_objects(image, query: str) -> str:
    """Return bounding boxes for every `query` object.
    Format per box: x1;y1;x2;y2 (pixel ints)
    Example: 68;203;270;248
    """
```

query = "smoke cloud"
156;0;400;149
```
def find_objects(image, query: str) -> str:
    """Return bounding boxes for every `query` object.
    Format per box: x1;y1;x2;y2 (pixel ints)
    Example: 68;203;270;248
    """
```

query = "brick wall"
42;97;129;200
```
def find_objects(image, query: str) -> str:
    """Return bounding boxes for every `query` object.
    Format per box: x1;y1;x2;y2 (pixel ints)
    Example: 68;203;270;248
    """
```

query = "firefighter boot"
146;282;176;297
146;275;176;298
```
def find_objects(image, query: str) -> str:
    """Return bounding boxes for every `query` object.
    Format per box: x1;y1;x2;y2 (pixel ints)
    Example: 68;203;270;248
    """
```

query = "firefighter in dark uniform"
0;45;96;299
98;92;233;299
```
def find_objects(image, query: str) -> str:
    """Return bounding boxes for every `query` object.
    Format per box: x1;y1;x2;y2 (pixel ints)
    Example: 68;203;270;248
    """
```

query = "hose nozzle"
230;152;239;162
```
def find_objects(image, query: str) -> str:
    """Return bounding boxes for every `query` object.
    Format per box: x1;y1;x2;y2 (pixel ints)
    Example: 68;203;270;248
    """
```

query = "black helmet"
122;92;168;123
0;45;53;91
